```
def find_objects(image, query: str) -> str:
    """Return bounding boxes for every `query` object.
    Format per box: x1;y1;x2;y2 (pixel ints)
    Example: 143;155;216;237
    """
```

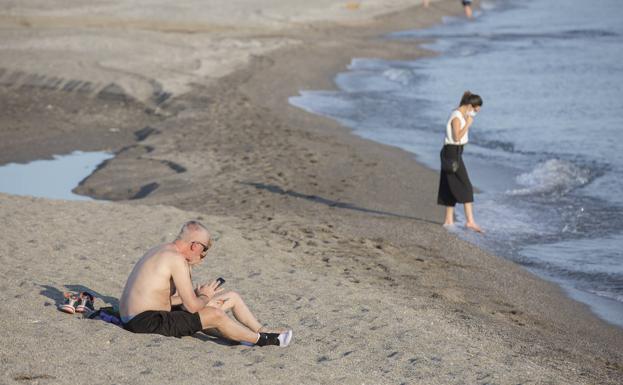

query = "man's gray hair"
177;220;209;241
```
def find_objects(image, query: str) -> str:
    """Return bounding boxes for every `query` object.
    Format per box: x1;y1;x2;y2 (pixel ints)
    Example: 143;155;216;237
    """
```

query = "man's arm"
170;255;208;313
170;294;183;306
171;286;202;307
170;268;194;306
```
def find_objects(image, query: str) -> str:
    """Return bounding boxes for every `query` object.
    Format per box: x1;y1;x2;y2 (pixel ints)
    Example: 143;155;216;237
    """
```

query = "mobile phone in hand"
215;277;226;288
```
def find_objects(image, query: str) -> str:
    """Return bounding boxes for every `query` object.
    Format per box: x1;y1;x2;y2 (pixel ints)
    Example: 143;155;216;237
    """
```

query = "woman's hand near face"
466;114;474;126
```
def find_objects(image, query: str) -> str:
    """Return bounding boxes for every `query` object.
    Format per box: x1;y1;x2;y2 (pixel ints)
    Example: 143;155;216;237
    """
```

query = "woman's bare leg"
464;202;483;233
444;206;455;226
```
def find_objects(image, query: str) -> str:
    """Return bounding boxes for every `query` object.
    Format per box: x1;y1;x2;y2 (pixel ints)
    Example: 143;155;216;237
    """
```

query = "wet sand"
0;0;622;384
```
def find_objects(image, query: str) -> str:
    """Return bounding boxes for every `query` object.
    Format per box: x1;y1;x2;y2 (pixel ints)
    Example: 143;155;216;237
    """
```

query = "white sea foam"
347;58;392;71
480;1;497;11
381;68;415;86
469;197;551;237
588;290;623;303
289;91;352;117
507;159;591;196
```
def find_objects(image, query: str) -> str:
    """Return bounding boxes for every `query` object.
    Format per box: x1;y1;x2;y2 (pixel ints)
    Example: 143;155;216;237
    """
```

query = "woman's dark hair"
459;91;483;107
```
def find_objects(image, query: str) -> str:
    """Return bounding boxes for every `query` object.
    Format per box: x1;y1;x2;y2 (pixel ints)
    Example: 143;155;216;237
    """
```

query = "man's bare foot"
466;222;484;233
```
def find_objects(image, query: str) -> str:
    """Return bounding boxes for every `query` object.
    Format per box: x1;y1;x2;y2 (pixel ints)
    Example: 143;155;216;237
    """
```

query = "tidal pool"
0;151;113;201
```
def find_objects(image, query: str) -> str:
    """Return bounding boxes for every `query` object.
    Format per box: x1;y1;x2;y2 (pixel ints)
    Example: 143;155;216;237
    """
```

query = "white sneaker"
278;330;293;347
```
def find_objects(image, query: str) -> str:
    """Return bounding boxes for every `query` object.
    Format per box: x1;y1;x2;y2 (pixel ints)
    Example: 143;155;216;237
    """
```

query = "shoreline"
232;0;623;332
1;0;622;383
281;0;623;331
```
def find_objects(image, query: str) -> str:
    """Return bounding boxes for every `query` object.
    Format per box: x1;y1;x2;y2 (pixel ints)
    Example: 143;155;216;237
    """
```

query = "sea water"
290;0;623;327
0;151;113;201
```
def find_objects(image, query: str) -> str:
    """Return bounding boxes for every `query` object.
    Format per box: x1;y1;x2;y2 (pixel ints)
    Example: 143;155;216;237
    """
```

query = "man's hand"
197;280;224;301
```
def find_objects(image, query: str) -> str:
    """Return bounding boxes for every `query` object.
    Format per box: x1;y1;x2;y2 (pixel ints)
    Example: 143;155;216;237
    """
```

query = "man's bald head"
176;221;210;243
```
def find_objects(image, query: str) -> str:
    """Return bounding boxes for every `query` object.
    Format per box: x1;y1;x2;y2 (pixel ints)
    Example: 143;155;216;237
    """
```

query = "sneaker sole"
280;330;293;347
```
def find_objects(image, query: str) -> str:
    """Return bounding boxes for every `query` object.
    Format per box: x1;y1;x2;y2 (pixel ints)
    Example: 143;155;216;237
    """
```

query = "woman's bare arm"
452;116;472;142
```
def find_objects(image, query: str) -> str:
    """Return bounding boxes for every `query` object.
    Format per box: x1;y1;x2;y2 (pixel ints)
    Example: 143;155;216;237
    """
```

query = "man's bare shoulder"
150;244;187;266
152;243;178;256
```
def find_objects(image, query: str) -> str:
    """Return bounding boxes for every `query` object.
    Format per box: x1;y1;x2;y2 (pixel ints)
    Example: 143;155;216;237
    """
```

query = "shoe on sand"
75;292;95;314
278;330;293;347
255;330;293;347
59;292;79;314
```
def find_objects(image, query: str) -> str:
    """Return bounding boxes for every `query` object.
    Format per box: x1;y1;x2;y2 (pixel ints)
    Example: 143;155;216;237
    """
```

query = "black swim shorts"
462;0;472;5
123;309;203;338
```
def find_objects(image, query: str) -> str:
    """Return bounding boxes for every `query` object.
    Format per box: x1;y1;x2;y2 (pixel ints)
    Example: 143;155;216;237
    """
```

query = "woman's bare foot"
466;222;484;233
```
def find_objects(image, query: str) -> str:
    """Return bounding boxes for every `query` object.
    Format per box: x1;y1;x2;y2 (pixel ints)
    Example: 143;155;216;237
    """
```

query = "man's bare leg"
208;291;263;332
198;306;258;343
199;302;292;346
209;291;288;334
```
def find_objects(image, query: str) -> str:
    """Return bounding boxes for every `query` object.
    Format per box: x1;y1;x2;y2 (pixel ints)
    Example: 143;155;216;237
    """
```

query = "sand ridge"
0;0;441;107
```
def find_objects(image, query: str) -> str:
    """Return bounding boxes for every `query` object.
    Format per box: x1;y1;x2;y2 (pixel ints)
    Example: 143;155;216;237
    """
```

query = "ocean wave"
393;29;619;42
472;138;516;152
381;68;416;86
587;289;623;304
517;257;623;303
507;159;591;196
348;58;389;71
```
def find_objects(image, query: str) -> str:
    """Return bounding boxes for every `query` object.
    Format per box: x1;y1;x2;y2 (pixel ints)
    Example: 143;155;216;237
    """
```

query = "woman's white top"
444;110;468;145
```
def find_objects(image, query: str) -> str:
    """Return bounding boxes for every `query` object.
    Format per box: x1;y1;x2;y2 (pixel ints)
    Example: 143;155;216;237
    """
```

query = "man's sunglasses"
191;240;211;257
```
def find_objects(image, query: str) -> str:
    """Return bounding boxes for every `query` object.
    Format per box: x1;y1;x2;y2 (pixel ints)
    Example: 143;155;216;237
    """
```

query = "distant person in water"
437;91;483;233
462;0;474;18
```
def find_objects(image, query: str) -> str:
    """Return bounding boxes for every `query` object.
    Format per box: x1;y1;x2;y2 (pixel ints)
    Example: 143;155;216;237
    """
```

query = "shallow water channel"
0;151;113;201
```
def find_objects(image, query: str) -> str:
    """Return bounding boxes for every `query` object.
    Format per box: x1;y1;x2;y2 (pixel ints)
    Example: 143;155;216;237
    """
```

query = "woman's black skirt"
437;144;474;207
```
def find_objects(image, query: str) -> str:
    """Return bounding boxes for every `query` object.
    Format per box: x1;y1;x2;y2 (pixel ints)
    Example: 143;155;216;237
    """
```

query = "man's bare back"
120;243;187;322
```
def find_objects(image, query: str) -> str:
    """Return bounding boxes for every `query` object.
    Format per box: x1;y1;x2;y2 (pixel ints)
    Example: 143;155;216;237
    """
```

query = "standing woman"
438;91;483;233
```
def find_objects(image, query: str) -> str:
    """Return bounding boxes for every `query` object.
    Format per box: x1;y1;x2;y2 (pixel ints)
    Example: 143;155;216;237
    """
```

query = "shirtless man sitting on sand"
119;220;292;347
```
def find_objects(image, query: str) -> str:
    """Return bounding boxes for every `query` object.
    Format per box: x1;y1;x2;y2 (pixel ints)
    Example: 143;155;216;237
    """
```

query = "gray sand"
3;193;620;384
0;1;622;384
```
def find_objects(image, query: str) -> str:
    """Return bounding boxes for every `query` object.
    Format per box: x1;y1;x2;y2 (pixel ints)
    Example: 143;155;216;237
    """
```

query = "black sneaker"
256;330;293;347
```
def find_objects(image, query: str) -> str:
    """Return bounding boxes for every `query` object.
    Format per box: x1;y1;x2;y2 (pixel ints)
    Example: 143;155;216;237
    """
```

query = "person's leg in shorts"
123;309;203;338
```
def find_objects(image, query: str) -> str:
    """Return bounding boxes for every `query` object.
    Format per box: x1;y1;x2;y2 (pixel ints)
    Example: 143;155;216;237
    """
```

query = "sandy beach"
1;0;622;384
